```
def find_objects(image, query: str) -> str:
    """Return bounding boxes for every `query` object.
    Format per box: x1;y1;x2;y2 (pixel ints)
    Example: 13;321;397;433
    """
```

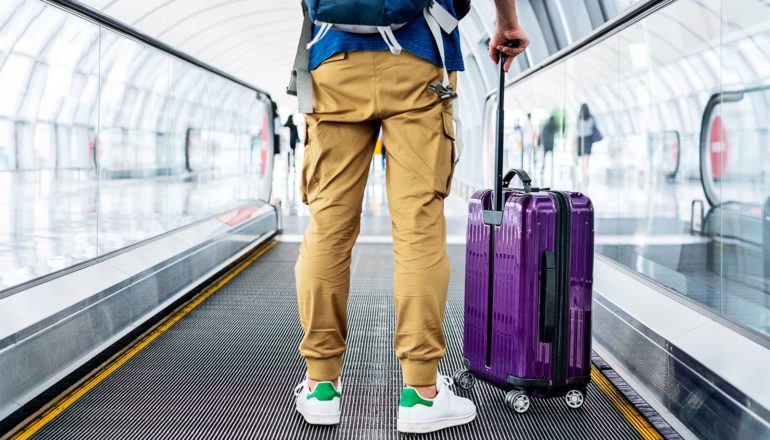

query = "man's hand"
489;24;529;72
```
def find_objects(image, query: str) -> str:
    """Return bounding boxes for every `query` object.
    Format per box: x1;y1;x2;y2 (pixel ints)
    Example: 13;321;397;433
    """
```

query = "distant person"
284;115;300;167
539;114;557;177
522;112;535;170
576;103;599;185
290;0;529;434
272;102;282;156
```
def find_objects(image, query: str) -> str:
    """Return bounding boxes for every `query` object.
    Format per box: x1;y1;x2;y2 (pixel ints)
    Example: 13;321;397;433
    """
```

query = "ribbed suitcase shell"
463;188;593;397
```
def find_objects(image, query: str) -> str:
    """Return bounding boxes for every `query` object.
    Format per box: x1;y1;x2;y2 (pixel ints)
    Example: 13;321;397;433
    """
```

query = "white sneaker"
294;376;342;425
397;373;477;433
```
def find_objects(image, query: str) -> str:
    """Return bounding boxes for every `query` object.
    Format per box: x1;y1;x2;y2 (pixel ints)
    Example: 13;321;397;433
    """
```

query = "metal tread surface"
31;243;652;439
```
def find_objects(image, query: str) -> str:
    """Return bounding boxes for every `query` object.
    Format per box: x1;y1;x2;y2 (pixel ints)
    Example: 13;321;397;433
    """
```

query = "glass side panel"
719;0;770;336
0;2;99;290
0;0;271;291
478;0;770;341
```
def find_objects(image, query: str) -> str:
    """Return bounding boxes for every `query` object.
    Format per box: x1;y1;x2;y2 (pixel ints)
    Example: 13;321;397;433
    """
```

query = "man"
293;0;529;433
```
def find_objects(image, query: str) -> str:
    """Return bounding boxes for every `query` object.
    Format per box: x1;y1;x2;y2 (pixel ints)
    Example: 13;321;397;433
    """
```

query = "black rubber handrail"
42;0;273;100
485;0;673;100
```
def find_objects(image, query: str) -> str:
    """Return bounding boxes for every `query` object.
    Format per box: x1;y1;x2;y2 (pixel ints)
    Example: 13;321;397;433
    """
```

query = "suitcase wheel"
565;389;585;409
452;369;475;390
505;390;531;414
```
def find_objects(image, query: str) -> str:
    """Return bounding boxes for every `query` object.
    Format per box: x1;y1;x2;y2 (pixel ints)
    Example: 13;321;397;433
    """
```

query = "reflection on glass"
452;2;770;436
456;0;769;344
0;2;99;290
719;0;770;342
0;0;270;291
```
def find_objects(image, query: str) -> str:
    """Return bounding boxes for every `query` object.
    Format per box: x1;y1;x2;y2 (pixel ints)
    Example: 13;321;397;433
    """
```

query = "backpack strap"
306;23;333;50
378;26;403;55
423;2;459;100
427;1;459;35
287;3;314;114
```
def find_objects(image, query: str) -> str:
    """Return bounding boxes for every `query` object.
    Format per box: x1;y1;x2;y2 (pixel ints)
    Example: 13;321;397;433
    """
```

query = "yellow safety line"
9;240;276;440
591;365;663;440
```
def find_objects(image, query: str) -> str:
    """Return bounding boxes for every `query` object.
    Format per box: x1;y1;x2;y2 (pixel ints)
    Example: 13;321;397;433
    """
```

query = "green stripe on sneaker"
306;382;340;401
400;388;434;408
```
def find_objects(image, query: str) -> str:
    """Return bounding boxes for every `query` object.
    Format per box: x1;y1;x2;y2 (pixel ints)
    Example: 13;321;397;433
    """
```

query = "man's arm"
489;0;530;72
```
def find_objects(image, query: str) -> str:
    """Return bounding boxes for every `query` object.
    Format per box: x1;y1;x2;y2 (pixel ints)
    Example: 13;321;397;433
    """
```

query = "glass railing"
457;0;770;340
0;0;275;292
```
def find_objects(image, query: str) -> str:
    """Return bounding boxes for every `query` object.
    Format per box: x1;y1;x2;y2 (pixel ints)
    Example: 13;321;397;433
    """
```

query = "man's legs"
376;52;457;389
295;51;474;432
374;53;475;433
295;117;378;381
383;111;452;387
295;50;382;385
293;51;383;426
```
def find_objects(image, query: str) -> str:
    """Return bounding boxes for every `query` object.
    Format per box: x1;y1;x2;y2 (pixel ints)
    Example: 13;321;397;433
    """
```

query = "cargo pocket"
435;110;456;199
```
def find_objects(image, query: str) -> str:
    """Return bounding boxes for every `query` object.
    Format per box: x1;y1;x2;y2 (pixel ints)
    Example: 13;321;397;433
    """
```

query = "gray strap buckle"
428;83;457;100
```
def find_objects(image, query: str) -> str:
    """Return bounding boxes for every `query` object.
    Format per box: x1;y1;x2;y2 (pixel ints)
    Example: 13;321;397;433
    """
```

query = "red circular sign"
709;116;729;179
672;137;679;163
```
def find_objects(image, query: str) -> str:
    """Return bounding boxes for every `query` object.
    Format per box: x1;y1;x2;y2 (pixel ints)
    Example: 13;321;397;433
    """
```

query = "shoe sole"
397;411;477;434
295;405;341;425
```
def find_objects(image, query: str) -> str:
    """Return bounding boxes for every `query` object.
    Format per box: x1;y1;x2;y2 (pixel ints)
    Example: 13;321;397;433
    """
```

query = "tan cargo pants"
295;50;457;386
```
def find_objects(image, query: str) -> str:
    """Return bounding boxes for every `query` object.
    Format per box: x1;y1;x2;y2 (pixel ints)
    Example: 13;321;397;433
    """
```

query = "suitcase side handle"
540;251;557;343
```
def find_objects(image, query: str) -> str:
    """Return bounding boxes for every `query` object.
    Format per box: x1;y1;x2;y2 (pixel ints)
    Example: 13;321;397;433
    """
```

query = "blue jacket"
307;0;464;71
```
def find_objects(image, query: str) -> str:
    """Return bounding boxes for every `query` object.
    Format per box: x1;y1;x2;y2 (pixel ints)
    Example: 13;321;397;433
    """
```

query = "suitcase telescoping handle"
483;40;521;227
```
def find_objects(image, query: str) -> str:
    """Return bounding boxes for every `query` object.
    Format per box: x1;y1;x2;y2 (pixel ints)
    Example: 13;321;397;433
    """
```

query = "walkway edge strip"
9;240;277;440
591;365;664;440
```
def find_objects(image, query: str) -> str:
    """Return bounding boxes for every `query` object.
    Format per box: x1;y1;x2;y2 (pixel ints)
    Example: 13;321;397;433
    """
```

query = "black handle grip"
502;169;532;189
497;40;520;70
539;251;557;343
501;39;522;50
498;39;521;59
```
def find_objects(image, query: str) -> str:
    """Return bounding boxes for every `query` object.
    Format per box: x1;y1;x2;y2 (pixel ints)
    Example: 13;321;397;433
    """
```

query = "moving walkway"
5;243;674;440
1;0;769;439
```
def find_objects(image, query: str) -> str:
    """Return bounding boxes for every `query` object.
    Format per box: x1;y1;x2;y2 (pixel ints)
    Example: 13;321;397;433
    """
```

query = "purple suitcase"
453;45;594;414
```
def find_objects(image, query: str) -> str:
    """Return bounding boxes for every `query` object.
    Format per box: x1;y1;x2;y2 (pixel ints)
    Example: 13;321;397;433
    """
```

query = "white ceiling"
80;0;304;106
